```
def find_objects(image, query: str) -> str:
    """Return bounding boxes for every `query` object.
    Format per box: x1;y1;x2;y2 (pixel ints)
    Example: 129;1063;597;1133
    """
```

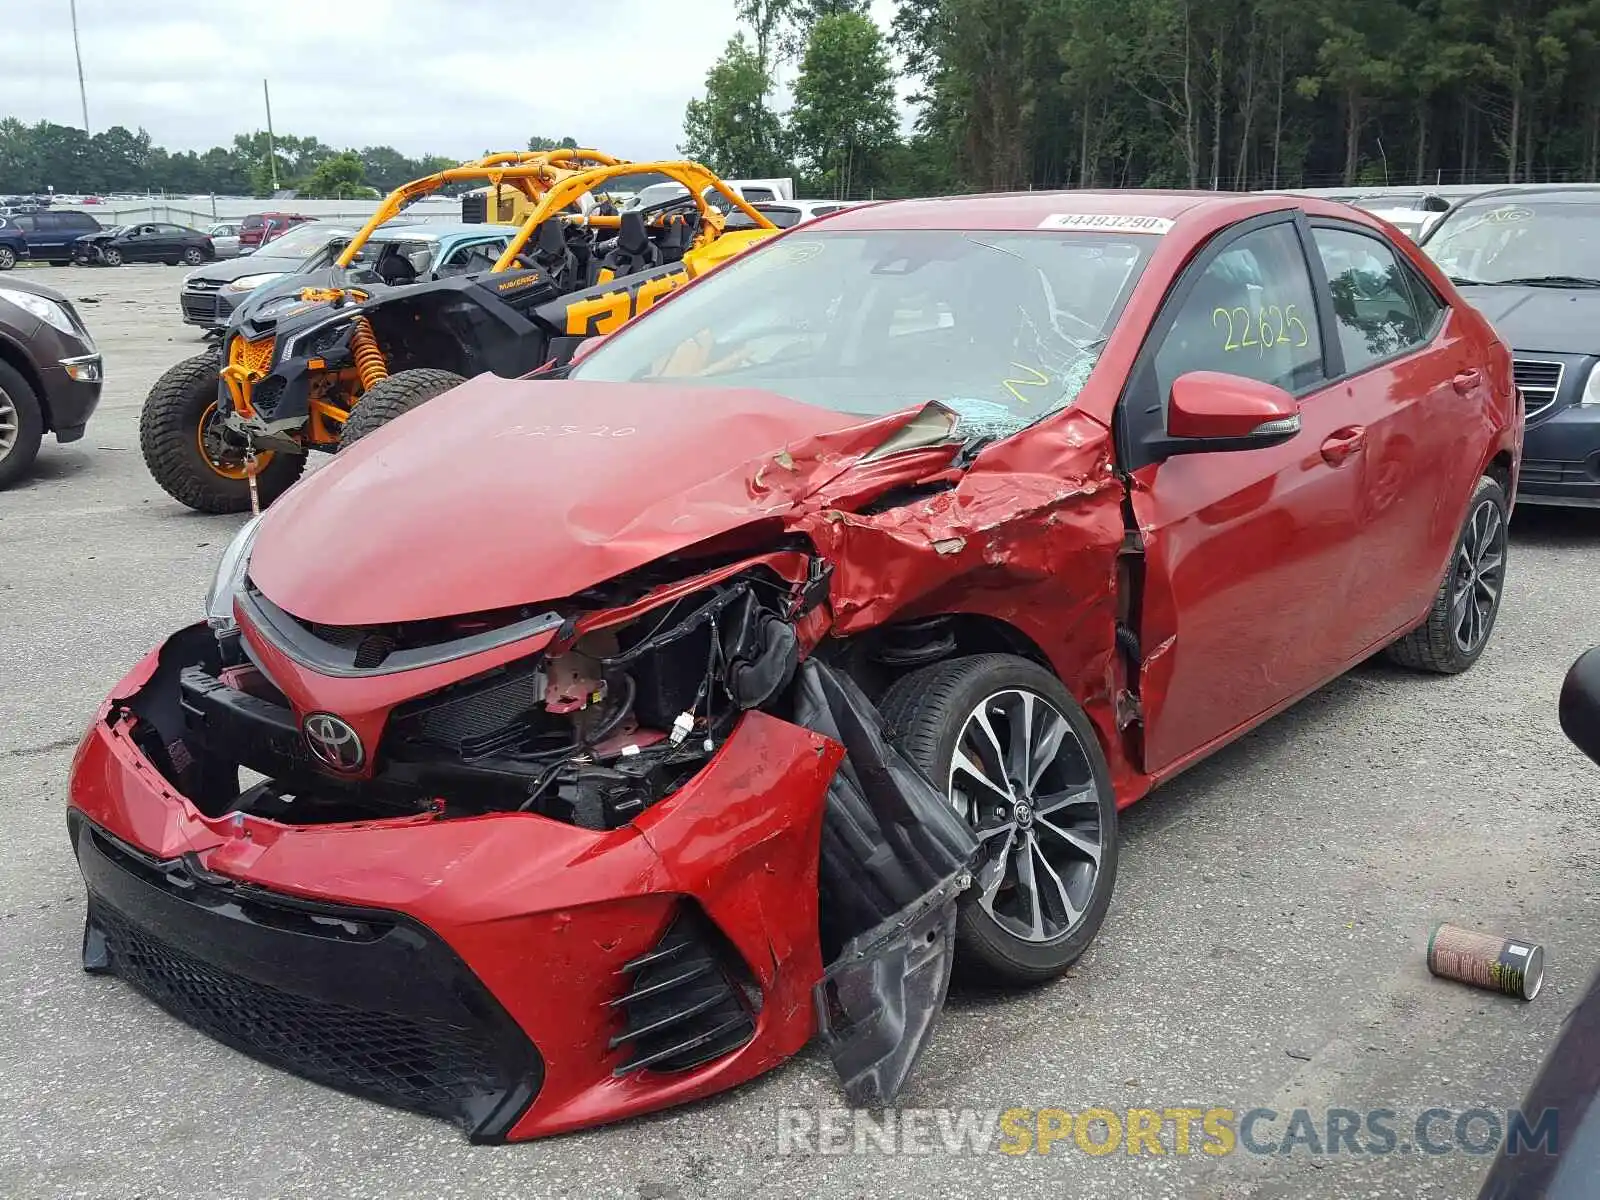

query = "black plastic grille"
1513;358;1565;421
73;813;542;1141
609;907;757;1076
1521;458;1596;486
94;902;503;1114
181;293;221;324
251;375;287;418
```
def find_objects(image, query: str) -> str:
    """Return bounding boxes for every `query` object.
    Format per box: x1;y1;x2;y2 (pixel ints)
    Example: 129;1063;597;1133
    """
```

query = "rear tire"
182;246;205;265
0;246;15;270
880;653;1119;986
1385;476;1509;674
139;352;304;513
0;359;45;489
339;368;466;449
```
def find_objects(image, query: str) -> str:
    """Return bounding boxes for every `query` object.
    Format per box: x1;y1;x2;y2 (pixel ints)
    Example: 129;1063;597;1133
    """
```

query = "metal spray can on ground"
1427;923;1545;1000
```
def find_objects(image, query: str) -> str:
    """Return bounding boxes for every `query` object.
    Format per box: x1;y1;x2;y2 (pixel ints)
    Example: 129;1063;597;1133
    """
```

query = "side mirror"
1560;647;1600;767
1151;371;1302;458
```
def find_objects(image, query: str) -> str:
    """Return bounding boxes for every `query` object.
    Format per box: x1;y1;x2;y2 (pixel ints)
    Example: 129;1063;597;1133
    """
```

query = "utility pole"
70;0;89;133
263;78;279;192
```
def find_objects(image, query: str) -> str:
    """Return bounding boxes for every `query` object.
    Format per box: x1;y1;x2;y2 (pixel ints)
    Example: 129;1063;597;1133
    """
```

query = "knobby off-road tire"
880;653;1120;986
1385;475;1509;674
139;352;303;513
338;368;467;449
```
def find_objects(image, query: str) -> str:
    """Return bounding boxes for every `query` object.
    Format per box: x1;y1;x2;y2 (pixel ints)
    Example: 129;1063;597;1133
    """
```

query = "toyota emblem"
302;712;364;772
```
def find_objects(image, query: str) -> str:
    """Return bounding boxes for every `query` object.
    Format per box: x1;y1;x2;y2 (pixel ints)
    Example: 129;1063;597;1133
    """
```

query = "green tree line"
0;118;465;198
686;0;1600;198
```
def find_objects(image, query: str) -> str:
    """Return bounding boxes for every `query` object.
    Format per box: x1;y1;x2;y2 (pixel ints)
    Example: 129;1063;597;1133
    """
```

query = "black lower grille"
609;907;757;1075
252;375;286;417
1522;458;1595;486
181;293;221;324
93;902;508;1112
72;812;542;1140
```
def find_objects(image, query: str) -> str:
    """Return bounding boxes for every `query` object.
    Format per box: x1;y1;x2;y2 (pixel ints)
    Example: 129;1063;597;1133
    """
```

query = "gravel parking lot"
3;263;1599;1200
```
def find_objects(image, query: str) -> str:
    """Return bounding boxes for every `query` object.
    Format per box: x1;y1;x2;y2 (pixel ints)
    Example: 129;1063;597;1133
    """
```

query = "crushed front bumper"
68;644;845;1140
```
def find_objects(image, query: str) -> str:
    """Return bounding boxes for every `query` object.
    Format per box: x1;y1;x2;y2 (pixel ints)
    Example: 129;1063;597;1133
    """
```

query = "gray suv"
0;277;102;487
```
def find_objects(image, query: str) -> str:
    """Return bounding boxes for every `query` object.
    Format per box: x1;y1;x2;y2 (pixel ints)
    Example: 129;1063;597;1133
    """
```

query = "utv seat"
531;218;578;287
657;215;694;264
595;210;660;283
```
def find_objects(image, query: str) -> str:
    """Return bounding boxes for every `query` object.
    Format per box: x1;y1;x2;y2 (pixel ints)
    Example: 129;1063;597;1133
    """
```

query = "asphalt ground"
2;262;1598;1200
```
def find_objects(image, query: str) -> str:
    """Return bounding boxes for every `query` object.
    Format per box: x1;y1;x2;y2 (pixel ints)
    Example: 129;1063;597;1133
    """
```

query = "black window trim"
1115;208;1336;473
1306;216;1450;382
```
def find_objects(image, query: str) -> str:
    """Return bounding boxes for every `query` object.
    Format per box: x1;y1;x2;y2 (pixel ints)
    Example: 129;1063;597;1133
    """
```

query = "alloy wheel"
1451;496;1506;654
0;247;14;270
946;689;1105;943
0;388;17;459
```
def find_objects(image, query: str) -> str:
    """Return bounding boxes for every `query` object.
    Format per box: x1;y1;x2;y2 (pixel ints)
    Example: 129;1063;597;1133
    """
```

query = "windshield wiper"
1491;275;1600;288
1447;275;1486;286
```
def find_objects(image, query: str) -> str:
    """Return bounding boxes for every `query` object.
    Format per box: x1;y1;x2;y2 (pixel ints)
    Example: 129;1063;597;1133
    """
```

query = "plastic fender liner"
792;659;978;1106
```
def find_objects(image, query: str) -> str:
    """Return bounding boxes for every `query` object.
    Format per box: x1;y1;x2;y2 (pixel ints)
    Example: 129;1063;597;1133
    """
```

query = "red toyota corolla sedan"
68;191;1520;1140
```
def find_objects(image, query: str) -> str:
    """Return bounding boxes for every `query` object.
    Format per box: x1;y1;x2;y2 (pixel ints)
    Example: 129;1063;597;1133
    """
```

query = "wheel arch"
1486;448;1515;503
0;331;51;431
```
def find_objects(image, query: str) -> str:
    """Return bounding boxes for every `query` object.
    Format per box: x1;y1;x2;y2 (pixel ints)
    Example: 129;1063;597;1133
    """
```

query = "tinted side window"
63;213;97;229
1313;227;1440;370
37;213;65;229
1154;221;1324;400
11;215;35;231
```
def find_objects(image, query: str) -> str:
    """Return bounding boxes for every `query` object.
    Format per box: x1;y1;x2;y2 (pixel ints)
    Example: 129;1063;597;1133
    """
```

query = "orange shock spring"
350;315;389;392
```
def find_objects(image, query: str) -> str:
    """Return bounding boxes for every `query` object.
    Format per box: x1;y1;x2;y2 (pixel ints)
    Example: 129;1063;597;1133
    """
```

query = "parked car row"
0;208;317;270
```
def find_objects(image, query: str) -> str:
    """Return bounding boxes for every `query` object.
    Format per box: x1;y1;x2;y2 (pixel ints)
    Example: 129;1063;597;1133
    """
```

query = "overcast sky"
1;0;907;160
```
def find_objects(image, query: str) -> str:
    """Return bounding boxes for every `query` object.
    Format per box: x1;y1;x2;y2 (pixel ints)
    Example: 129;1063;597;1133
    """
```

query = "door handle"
1320;426;1367;466
1453;369;1482;395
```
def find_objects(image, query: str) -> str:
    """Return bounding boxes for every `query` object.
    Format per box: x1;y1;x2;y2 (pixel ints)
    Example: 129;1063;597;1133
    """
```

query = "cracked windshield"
571;229;1153;439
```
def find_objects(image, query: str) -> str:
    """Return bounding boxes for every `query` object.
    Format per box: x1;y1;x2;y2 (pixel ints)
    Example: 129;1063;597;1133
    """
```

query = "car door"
120;225;153;261
1119;214;1367;776
155;224;188;258
1308;221;1465;648
26;212;63;256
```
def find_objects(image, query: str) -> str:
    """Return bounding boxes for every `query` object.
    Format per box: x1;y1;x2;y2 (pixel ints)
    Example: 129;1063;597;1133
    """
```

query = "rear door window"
1312;227;1444;371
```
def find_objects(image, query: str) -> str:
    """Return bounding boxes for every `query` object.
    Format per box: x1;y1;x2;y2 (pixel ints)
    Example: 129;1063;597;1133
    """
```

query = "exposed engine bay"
125;562;814;832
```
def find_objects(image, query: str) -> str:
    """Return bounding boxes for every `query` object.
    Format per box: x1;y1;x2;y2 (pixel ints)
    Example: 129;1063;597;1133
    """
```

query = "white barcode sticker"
1038;213;1175;235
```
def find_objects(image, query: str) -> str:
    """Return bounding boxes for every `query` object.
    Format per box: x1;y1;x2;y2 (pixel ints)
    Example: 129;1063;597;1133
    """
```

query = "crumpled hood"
1460;284;1600;355
248;376;915;625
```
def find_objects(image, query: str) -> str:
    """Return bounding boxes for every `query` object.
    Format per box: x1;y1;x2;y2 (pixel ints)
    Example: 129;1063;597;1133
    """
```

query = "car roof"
1448;184;1600;205
823;189;1364;233
354;222;508;246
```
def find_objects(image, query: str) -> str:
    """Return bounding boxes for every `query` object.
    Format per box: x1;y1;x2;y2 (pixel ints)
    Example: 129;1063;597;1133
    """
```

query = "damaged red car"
68;192;1520;1141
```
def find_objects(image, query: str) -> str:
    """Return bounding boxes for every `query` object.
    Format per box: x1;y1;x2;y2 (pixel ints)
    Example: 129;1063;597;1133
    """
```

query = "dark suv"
0;210;103;267
0;276;103;486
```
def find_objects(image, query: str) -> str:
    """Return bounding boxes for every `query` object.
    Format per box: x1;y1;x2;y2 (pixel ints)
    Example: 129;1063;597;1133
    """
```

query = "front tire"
181;246;205;266
139;353;304;513
101;247;123;267
339;368;466;449
0;359;45;488
1385;475;1509;674
880;653;1119;986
